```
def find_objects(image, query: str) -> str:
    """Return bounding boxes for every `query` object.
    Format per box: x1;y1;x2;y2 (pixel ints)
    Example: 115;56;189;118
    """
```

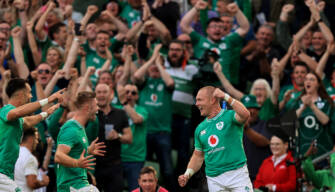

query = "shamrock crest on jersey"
216;121;224;130
208;135;219;147
157;84;164;91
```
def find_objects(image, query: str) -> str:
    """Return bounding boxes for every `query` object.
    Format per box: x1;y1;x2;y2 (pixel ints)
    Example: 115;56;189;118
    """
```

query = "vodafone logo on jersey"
208;135;219;147
151;94;157;103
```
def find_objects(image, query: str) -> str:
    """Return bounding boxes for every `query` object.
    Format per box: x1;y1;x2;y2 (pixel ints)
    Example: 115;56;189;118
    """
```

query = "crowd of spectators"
2;0;335;191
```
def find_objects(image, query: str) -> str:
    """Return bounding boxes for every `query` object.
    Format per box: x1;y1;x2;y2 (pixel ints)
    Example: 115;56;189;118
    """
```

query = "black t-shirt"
306;49;335;79
151;1;180;38
96;106;129;167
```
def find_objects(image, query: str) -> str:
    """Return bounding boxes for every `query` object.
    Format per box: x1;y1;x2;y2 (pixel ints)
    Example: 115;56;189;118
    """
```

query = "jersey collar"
206;109;224;122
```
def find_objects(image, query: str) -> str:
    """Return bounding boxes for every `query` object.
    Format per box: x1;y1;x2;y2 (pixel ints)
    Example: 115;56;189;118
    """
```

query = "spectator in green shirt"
134;44;176;191
302;143;335;191
180;0;249;81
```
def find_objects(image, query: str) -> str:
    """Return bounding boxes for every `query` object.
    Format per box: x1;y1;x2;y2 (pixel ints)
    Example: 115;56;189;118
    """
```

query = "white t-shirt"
34;169;47;192
14;146;38;192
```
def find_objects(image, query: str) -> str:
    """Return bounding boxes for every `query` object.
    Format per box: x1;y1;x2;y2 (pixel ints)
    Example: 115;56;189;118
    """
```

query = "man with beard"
164;40;198;176
180;0;249;82
278;62;309;111
55;91;106;192
15;128;50;192
95;83;132;192
0;78;63;191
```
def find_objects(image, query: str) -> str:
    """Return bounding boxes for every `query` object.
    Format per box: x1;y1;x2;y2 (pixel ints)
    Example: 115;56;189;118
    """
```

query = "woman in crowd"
214;61;280;120
291;71;334;158
254;134;296;192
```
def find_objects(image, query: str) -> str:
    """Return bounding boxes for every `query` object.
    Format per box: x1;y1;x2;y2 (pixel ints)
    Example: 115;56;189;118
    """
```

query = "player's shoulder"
0;104;15;115
219;109;235;120
195;119;209;135
61;119;77;127
59;120;80;133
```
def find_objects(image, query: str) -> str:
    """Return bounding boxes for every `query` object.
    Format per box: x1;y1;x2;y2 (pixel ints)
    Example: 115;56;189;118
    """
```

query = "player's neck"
207;106;222;119
72;112;89;128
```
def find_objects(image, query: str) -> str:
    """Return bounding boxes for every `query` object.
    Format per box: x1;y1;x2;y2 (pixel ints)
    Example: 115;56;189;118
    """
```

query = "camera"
192;49;220;89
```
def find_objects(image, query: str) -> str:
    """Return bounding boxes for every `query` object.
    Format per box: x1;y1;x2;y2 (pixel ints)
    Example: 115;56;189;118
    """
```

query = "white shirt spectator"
14;146;38;192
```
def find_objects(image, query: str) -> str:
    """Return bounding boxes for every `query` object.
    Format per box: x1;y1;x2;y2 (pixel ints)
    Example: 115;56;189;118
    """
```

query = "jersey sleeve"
109;37;123;52
194;125;203;151
331;153;335;178
86;116;99;144
301;157;326;189
24;156;38;176
226;32;243;47
120;110;130;132
137;107;148;123
278;87;289;102
189;31;203;46
46;106;64;141
321;100;332;117
57;126;77;148
0;104;15;122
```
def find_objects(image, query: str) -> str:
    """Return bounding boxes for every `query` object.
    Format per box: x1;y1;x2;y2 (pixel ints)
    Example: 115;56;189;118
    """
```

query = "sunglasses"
38;69;50;74
126;90;137;96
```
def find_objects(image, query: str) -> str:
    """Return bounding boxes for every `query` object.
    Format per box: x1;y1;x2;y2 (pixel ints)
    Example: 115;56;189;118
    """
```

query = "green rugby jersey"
194;109;246;177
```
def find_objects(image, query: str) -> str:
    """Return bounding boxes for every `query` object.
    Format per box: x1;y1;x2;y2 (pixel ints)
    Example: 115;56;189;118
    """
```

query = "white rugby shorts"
0;173;21;192
70;185;99;192
206;165;253;192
